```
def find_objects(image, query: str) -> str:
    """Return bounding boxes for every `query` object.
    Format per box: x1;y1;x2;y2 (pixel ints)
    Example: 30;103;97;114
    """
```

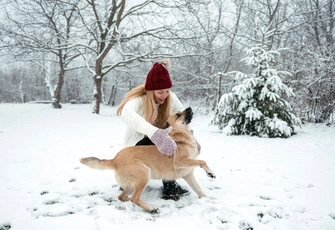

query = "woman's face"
153;89;170;104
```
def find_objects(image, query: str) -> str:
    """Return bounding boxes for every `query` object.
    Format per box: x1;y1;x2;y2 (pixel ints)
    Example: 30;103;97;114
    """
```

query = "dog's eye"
176;113;181;118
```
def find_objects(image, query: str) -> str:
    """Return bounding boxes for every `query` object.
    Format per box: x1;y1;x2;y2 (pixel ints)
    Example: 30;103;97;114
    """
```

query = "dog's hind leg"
182;169;207;198
118;187;132;202
131;184;158;213
130;167;158;213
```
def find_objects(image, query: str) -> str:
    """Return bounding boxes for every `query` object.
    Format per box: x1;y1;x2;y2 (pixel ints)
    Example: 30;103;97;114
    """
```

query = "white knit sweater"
120;92;183;147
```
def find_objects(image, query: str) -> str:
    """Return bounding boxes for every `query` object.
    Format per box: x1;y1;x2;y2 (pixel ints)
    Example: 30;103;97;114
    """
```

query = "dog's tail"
80;157;114;170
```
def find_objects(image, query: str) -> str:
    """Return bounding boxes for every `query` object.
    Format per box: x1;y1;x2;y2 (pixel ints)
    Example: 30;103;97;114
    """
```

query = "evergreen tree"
211;46;301;138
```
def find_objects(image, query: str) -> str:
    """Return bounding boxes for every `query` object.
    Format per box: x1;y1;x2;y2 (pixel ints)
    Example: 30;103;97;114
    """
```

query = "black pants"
135;137;154;146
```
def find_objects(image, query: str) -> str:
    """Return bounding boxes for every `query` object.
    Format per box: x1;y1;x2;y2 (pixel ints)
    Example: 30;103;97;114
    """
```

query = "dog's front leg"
197;160;216;179
174;158;216;179
182;169;207;198
205;169;216;179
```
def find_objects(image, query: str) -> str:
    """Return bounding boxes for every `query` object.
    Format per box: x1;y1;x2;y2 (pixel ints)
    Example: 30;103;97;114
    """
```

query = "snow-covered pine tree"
211;46;301;138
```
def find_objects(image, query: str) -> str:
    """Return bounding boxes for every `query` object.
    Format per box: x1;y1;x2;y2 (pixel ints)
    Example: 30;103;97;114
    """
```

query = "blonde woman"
116;59;189;200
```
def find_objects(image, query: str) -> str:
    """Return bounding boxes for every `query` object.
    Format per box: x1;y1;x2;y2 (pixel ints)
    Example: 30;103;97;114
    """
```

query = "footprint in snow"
69;178;76;183
40;191;49;195
0;223;11;230
259;195;272;200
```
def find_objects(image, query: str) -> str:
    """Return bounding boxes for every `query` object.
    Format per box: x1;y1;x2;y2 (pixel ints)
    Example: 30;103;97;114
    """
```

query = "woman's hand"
151;127;176;155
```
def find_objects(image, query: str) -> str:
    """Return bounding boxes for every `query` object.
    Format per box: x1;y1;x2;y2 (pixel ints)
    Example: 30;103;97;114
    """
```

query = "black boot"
162;180;189;200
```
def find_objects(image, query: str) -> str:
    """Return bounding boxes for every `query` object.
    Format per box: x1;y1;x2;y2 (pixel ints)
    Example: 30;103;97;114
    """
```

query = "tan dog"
80;107;215;213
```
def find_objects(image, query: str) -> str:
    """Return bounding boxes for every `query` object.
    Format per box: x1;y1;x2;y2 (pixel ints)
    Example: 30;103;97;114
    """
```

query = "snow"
1;103;335;230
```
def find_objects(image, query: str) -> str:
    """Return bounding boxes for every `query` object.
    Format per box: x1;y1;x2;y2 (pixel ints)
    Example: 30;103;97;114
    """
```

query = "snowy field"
0;103;334;230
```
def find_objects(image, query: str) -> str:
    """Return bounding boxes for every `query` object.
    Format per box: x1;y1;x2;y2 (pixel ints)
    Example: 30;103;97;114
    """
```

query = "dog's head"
165;107;193;129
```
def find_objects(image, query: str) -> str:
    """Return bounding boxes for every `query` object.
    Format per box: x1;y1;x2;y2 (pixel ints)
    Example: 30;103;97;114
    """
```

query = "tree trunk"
107;82;118;106
92;76;102;114
19;80;26;103
52;70;64;109
214;73;223;110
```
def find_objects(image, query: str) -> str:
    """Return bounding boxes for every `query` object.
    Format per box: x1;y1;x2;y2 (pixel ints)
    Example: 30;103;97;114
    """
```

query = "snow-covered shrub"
211;47;301;138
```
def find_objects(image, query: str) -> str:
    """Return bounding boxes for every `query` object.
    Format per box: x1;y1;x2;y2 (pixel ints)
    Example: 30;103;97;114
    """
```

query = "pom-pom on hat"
145;59;172;91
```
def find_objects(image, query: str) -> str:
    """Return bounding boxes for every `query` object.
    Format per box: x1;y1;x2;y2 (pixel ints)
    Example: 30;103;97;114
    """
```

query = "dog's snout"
186;107;193;118
185;107;192;114
184;107;193;124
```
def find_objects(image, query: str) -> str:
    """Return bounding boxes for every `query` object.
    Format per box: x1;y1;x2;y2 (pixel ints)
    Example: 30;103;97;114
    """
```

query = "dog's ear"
162;122;170;129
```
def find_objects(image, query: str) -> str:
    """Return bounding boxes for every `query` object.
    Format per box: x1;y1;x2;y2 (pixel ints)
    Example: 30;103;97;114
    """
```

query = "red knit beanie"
145;59;172;91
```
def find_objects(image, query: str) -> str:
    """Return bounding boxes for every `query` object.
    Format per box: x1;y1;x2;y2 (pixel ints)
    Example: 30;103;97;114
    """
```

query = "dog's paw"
148;208;159;214
206;171;216;179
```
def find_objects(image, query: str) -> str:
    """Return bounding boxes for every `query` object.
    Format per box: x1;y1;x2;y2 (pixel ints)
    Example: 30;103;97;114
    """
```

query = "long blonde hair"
116;84;172;128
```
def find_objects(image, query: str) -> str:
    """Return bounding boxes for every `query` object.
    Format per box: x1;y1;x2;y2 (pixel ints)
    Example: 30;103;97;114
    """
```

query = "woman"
116;59;189;200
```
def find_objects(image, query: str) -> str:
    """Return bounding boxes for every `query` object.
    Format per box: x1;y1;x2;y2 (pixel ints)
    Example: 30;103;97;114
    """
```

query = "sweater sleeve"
120;97;158;138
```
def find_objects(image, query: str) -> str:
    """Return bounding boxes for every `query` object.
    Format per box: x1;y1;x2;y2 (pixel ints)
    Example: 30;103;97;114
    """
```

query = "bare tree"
75;0;184;114
283;0;335;122
239;0;295;50
0;0;83;108
169;0;244;111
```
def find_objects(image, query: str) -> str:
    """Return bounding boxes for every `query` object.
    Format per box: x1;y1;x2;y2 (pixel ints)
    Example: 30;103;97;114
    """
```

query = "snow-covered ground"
0;103;334;230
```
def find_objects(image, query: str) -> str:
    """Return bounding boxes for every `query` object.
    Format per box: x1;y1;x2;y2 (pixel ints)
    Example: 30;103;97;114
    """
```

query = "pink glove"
151;127;176;155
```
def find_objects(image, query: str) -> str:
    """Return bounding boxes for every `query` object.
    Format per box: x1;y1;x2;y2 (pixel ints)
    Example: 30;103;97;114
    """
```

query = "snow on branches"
211;46;301;138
